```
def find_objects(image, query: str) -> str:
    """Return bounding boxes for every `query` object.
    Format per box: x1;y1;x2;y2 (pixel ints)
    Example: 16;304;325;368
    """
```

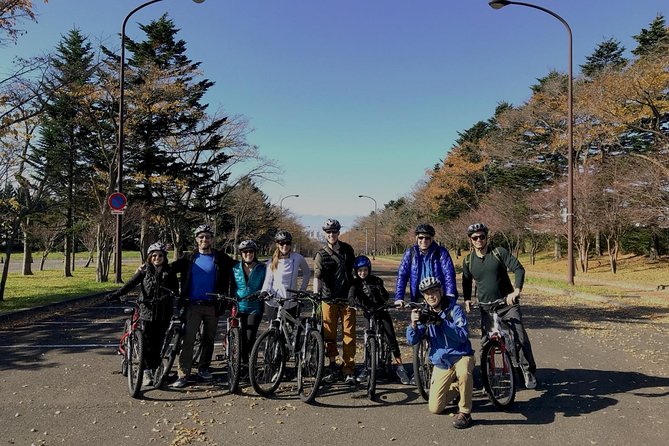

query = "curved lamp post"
115;0;205;283
358;194;377;259
279;194;299;221
489;0;574;285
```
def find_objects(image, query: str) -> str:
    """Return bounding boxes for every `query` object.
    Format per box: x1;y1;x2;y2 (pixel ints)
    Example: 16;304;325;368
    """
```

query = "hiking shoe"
396;366;410;385
170;376;189;388
322;364;341;384
356;369;368;383
344;374;356;385
523;371;537;389
452;412;472;429
198;368;213;381
142;369;153;387
409;376;416;385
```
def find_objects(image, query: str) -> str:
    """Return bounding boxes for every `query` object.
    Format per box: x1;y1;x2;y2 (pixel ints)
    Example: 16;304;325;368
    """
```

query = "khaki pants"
429;356;474;415
322;302;356;375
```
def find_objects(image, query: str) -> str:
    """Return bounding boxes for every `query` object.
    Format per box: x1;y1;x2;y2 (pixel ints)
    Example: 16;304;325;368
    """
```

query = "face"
470;231;488;250
196;232;213;250
356;266;369;279
416;233;433;249
422;287;442;309
325;230;339;244
277;240;292;254
149;251;165;266
241;249;255;262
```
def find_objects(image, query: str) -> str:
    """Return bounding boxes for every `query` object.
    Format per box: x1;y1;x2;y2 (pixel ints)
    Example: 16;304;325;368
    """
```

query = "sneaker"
409;376;416;386
142;369;153;387
452;412;472;429
523;371;537;389
356;369;368;383
322;364;341;384
344;374;356;385
198;368;213;381
396;366;410;385
170;376;189;388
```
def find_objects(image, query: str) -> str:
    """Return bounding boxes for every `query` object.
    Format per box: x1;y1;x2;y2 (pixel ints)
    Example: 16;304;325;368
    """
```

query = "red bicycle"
117;299;145;398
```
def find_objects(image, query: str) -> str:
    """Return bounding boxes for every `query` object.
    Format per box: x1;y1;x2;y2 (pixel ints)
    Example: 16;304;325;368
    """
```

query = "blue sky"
3;0;668;229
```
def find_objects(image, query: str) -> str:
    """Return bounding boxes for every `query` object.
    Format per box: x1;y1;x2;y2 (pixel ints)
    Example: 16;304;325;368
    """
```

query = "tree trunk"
595;231;602;257
553;235;562;260
0;222;20;301
84;246;94;268
22;220;33;276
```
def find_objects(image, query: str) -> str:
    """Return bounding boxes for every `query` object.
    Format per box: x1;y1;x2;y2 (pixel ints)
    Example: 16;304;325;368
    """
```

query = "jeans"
178;303;219;377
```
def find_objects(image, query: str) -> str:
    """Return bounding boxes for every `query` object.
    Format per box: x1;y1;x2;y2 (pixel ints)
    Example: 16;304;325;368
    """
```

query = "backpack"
465;247;504;271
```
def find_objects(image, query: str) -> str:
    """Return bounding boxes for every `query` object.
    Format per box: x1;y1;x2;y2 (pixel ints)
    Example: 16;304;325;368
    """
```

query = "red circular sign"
108;192;127;210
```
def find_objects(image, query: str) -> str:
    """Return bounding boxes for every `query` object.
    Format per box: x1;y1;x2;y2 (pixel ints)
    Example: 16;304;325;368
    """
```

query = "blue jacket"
406;300;473;369
395;243;457;302
232;261;266;315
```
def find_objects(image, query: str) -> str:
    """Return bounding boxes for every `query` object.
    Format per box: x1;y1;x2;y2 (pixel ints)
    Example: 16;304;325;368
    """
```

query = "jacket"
172;248;235;307
232;261;266;315
406;299;473;369
395;242;457;302
313;241;355;301
261;252;311;309
113;263;179;322
348;274;389;309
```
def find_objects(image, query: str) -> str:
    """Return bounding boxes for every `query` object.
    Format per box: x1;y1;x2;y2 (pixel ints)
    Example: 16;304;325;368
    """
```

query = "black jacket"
113;263;179;322
348;274;389;309
314;241;355;300
172;248;235;305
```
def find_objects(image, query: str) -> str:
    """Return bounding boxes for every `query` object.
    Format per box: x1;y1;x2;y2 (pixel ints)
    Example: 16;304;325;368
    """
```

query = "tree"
632;14;669;57
0;0;47;45
580;37;627;78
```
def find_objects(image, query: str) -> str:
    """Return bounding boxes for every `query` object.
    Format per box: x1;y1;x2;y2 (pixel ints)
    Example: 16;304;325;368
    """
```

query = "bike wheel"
249;330;285;397
413;336;432;401
127;330;145;399
297;330;324;403
227;326;242;393
481;339;516;409
380;336;393;378
192;321;204;368
120;319;131;377
366;338;378;400
154;326;181;388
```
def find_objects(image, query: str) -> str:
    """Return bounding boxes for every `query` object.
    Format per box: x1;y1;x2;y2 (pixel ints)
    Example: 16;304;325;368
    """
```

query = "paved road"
2;261;669;445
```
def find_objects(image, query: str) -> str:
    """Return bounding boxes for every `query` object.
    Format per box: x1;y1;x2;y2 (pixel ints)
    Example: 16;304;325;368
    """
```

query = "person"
313;218;357;385
106;242;179;387
169;224;235;388
395;223;458;306
231;240;266;380
260;231;311;322
406;276;475;429
461;222;537;389
348;255;410;385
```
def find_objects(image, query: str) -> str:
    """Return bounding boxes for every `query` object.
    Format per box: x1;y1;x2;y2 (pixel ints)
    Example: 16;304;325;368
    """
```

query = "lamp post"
489;0;574;285
356;227;369;255
115;0;205;283
279;194;299;216
358;195;377;259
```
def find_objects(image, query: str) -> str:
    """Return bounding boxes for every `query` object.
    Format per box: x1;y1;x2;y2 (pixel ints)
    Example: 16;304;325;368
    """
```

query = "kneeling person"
406;277;474;429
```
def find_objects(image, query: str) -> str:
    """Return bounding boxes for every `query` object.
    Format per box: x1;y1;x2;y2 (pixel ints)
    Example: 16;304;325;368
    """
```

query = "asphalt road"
2;261;668;446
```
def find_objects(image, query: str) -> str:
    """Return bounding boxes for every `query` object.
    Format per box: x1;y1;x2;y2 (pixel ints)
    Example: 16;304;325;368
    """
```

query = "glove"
259;291;271;301
105;292;120;302
394;299;404;308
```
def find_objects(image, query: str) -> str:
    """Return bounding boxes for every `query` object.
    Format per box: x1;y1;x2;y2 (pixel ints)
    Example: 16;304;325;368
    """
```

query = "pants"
239;312;264;366
481;304;536;373
178;303;219;377
429;356;474;415
142;318;170;370
322;302;356;375
364;310;400;358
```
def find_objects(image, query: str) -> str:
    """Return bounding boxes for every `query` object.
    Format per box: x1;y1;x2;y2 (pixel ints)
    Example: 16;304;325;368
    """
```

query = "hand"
259;291;270;300
410;309;421;327
105;293;120;302
506;291;519;306
394;300;404;308
464;300;472;313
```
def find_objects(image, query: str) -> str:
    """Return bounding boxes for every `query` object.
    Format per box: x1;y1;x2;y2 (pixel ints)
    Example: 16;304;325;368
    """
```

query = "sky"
2;0;668;230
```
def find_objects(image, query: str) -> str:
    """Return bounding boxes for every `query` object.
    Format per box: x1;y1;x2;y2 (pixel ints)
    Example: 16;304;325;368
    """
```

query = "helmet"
274;231;293;243
147;242;167;256
194;224;214;237
238;240;257;251
467;223;489;237
414;224;435;237
322;218;341;232
419;276;442;293
354;255;372;271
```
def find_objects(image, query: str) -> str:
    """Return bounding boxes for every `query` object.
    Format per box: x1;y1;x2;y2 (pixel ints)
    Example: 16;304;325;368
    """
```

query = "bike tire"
297;329;325;404
127;329;145;399
367;338;378;401
154;325;181;388
481;339;516;409
120;319;131;377
413;336;432;401
380;336;393;378
249;330;285;397
227;326;242;394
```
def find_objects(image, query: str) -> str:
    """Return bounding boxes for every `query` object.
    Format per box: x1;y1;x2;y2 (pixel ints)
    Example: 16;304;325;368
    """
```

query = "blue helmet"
354;255;372;271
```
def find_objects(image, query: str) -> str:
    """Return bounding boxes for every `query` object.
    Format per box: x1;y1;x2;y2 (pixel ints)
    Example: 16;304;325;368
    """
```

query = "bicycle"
116;298;145;399
249;289;325;403
473;298;522;409
405;301;443;401
353;303;395;400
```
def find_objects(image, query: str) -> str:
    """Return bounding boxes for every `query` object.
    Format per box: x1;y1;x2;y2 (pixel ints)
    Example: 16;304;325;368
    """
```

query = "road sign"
108;192;127;212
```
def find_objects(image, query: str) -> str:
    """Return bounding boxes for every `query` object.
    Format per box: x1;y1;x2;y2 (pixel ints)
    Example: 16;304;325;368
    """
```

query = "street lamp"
279;194;300;215
356;227;369;256
115;0;205;283
489;0;574;285
358;195;377;259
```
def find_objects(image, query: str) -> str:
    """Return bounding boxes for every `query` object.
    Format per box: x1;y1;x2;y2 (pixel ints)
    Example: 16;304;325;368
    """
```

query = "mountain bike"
117;299;145;399
249;290;325;403
354;303;395;400
405;301;443;401
474;298;521;409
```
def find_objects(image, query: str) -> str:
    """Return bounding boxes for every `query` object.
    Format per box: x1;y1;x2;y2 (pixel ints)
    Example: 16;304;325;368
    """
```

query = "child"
406;276;475;429
348;255;410;384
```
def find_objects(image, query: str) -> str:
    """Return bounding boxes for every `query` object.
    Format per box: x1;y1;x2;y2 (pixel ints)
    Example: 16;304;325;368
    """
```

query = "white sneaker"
523;371;537;389
396;366;410;385
344;374;356;385
170;376;189;388
142;369;153;387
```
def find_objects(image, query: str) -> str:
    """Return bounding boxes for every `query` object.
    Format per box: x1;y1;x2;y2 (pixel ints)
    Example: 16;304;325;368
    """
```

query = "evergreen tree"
580;37;627;78
632;14;669;57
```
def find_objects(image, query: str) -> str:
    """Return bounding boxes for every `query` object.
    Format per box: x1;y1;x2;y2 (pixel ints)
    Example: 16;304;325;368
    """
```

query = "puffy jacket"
232;261;266;315
395;243;457;302
406;299;473;369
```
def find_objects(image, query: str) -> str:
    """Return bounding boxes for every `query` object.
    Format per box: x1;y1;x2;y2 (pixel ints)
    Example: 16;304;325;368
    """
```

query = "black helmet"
194;224;214;237
467;223;489;237
354;255;372;271
322;218;341;232
238;240;257;251
415;223;435;237
274;231;293;243
419;276;441;293
147;242;167;256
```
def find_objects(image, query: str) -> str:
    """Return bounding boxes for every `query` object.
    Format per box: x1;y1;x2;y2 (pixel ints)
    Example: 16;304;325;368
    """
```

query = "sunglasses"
278;241;292;246
325;230;339;235
471;235;487;241
417;235;432;241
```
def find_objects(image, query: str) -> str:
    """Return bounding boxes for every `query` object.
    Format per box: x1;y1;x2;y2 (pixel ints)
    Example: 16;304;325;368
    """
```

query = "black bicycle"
405;301;443;401
153;288;185;389
249;290;325;403
354;303;395;400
